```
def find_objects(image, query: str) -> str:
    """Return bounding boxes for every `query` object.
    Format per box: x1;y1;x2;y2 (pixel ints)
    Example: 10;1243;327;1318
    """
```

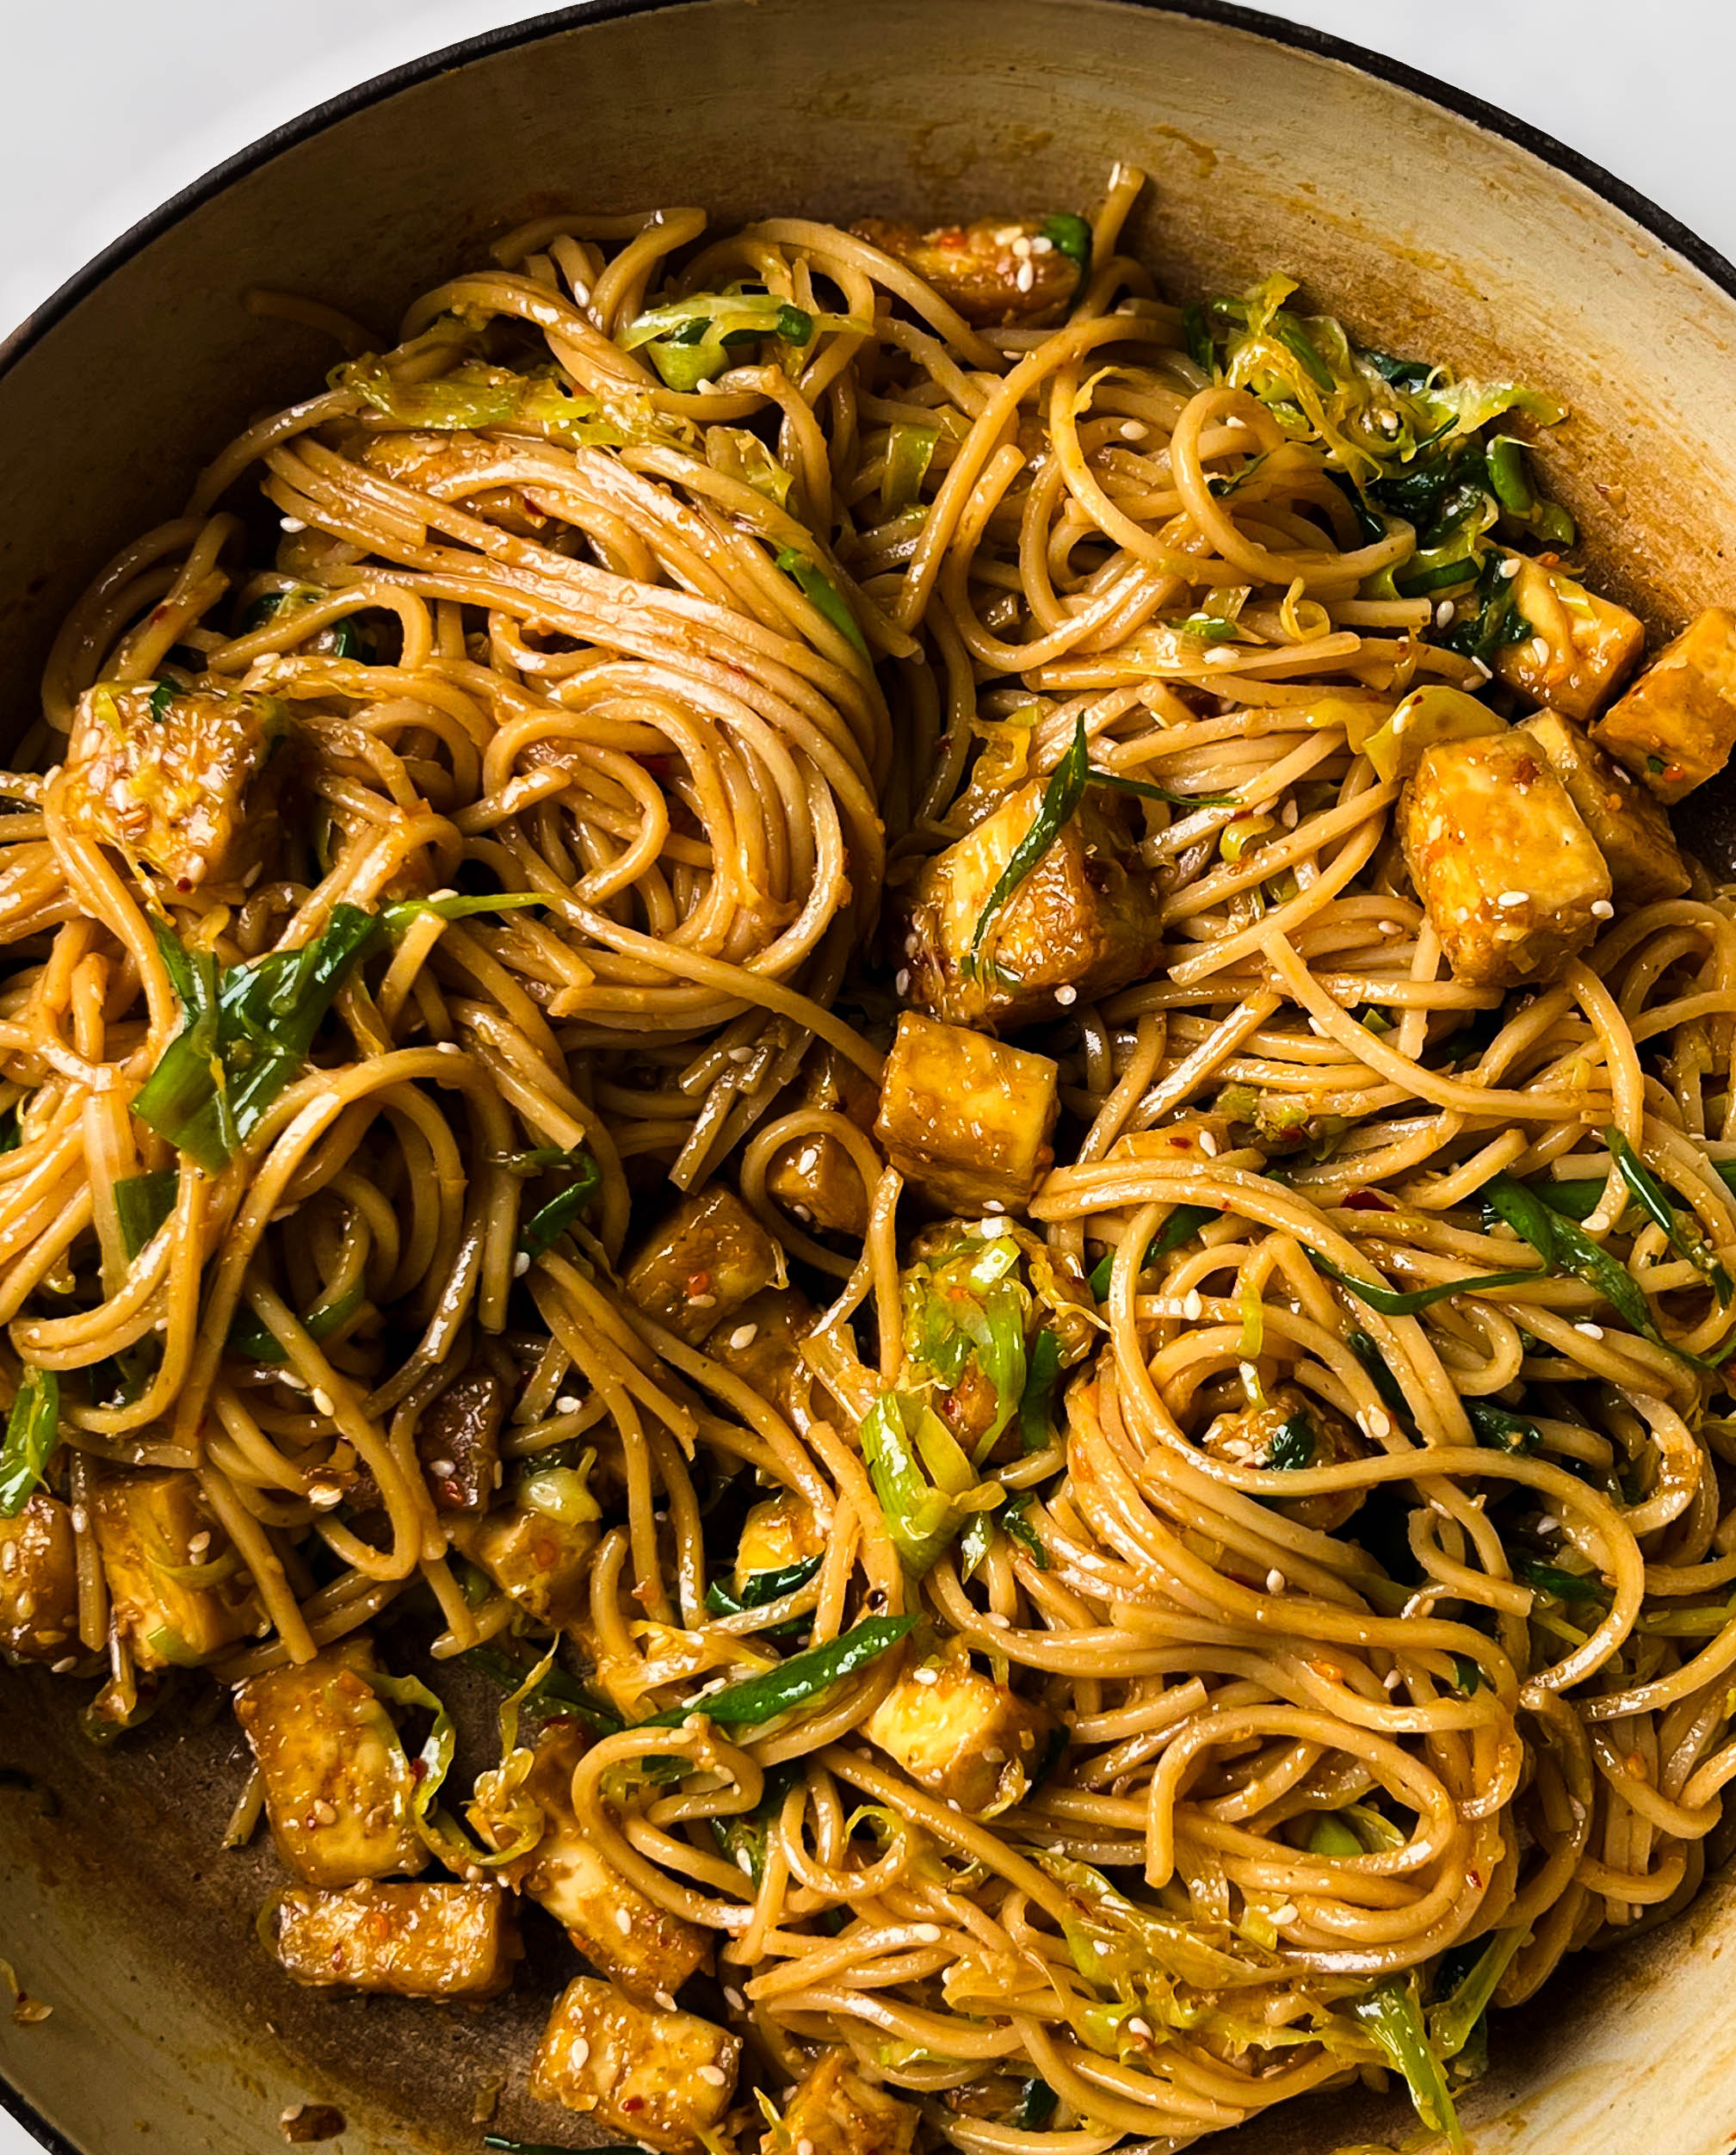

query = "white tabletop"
0;2;1728;2152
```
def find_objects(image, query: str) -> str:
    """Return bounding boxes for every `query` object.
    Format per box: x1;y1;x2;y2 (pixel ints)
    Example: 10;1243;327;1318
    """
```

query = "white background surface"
0;3;1720;2152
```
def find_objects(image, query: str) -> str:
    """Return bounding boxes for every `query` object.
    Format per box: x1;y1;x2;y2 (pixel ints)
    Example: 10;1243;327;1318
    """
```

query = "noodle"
3;165;1736;2155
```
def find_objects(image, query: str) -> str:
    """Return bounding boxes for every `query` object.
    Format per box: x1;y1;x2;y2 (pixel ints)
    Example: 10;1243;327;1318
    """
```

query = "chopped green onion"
1307;1248;1540;1317
774;549;869;659
966;715;1090;980
0;1368;60;1517
1519;1558;1606;1604
1040;213;1093;276
1608;1127;1733;1303
114;1171;176;1261
147;681;176;723
882;423;939;516
518;1152;602;1261
1347;1975;1463;2152
1266;1414;1315;1470
1465;1400;1540;1455
635;1614;916;1730
1017;1329;1066;1450
704;1553;823;1622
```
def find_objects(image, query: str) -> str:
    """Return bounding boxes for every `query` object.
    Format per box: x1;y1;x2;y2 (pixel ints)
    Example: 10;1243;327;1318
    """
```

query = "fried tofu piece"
1199;1383;1366;1534
446;1502;596;1630
234;1640;427;1887
272;1881;517;1998
59;682;286;887
766;1133;871;1238
905;783;1163;1027
1592;607;1736;802
701;1287;817;1419
865;1654;1058;1816
1399;732;1611;988
623;1183;782;1346
0;1493;79;1664
93;1469;261;1670
415;1362;504;1512
851;216;1085;326
734;1491;825;1590
874;1013;1058;1214
530;1976;740;2152
1518;708;1689;905
472;1721;707;2004
1492;554;1645;722
774;2050;920;2155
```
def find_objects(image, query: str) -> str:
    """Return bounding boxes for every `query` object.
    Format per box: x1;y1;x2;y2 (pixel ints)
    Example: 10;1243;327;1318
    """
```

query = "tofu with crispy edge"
1492;554;1645;722
446;1502;596;1630
874;1013;1058;1214
765;1133;870;1238
414;1362;504;1512
773;2050;920;2155
1592;607;1736;802
849;216;1084;325
59;682;286;888
1517;708;1690;905
93;1469;261;1670
733;1491;825;1591
623;1183;782;1346
530;1976;740;2152
234;1639;427;1887
272;1881;517;1998
471;1721;707;2003
1199;1383;1367;1534
865;1654;1058;1816
701;1287;818;1419
1399;732;1611;988
0;1493;79;1664
905;783;1163;1028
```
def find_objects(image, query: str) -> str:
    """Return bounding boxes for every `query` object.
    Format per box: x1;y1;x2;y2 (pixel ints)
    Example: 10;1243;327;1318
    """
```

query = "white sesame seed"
1030;234;1054;255
615;1906;633;1934
894;969;911;996
1199;1131;1219;1157
51;1655;77;1675
699;2065;728;2087
1529;636;1552;665
1183;1290;1204;1320
1270;1902;1299;1923
280;517;306;533
1435;600;1456;627
1266;1569;1287;1594
982;1610;1011;1629
984;1199;1006;1213
727;1324;757;1350
188;1530;211;1558
912;1923;942;1942
1376;410;1400;435
568;2037;590;2070
1576;1321;1604;1339
913;1665;940;1685
1591;899;1614;920
1204;645;1243;667
1498;891;1528;908
1382;1667;1403;1689
796;2139;816;2155
426;1458;456;1479
555;1394;582;1414
1120;420;1148;441
312;1390;335;1417
978;1215;1014;1238
1367;1407;1392;1438
1011;235;1033;259
1535;1515;1560;1534
1016;260;1035;293
656;1991;676;2011
1281;800;1299;828
724;1987;746;2011
1498;558;1521;579
1126;2016;1153;2041
1054;984;1078;1006
688;1291;716;1309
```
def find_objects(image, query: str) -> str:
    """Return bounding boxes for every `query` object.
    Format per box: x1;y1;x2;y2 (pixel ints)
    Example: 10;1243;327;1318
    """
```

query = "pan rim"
1;3;1732;2152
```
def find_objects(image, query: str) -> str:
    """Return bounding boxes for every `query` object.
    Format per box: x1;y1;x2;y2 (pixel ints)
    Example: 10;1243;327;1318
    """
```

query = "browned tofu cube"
272;1881;517;1998
0;1493;79;1664
234;1640;427;1887
1517;708;1689;904
765;1133;870;1238
905;784;1162;1027
623;1183;782;1345
865;1654;1058;1816
701;1287;817;1419
93;1469;261;1670
850;215;1085;325
472;1722;707;2003
1592;607;1736;802
775;2050;919;2155
415;1362;503;1512
530;1976;740;2152
874;1014;1058;1214
1200;1383;1366;1534
59;682;286;887
733;1491;825;1590
446;1502;596;1630
1399;732;1611;988
1492;554;1645;722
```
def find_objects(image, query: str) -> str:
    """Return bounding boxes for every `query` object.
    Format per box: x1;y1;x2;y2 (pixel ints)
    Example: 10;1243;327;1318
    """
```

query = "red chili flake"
686;1270;713;1296
937;228;968;250
1344;1189;1393;1213
622;2098;644;2115
409;1756;429;1784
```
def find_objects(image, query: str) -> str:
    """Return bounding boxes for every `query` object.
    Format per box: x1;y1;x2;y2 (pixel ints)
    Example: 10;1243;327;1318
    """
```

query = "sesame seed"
1281;800;1299;828
1535;1514;1560;1534
1382;1667;1403;1689
797;2140;815;2155
1576;1321;1604;1339
1266;1569;1287;1594
1030;234;1054;255
727;1324;758;1350
913;1922;942;1942
656;1991;676;2010
1376;410;1400;435
1120;420;1147;441
795;1146;820;1175
982;1609;1011;1629
513;1251;531;1278
312;1390;335;1417
188;1530;211;1558
1127;2016;1153;2041
280;517;306;533
894;968;911;995
312;1800;338;1825
724;1987;746;2011
1367;1407;1392;1438
1016;260;1035;293
1203;645;1242;667
979;1215;1013;1238
1183;1290;1203;1320
1054;984;1078;1006
1199;1131;1219;1157
1435;600;1456;627
1529;636;1552;665
699;2065;728;2087
555;1394;582;1413
615;1906;633;1933
913;1665;939;1685
1498;558;1521;580
688;1291;716;1308
1591;899;1615;920
1269;1902;1299;1923
1498;891;1528;908
51;1655;77;1675
1011;234;1033;259
569;2037;590;2069
985;1199;1006;1213
426;1458;456;1479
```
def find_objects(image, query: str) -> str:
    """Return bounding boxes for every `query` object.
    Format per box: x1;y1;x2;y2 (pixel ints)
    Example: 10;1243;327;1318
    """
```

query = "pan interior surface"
5;3;1736;2152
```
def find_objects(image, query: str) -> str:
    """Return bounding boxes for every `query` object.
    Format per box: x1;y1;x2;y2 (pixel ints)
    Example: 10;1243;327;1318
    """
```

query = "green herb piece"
709;1761;801;1886
1483;1170;1696;1363
774;548;870;659
966;714;1091;980
1210;291;1334;391
1010;2080;1058;2131
704;1553;823;1620
1266;1414;1316;1470
147;681;176;723
1465;1400;1541;1455
1041;213;1093;276
1017;1329;1066;1450
1089;765;1238;809
464;1645;623;1735
1535;1177;1606;1221
0;1368;60;1517
1089;1204;1216;1298
1307;1248;1539;1317
1608;1127;1733;1303
518;1152;602;1260
226;1282;365;1366
1518;1558;1606;1604
621;287;820;392
1441;549;1534;664
0;1104;20;1154
635;1614;916;1730
1344;1329;1412;1426
379;890;547;933
1450;1653;1486;1695
1347;1976;1463;2152
1000;1488;1048;1569
1427;1928;1528;2061
1485;435;1533;514
114;1170;176;1261
1183;301;1213;374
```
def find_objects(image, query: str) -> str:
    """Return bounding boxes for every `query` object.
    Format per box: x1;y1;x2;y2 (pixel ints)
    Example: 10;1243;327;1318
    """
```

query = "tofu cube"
59;683;286;887
905;783;1163;1027
447;1503;596;1630
530;1976;740;2152
874;1013;1058;1214
765;1133;869;1238
473;1722;707;2002
733;1491;825;1591
775;2050;919;2155
273;1881;517;1998
1399;733;1611;988
1200;1384;1366;1534
1592;607;1736;802
0;1493;80;1664
1518;708;1689;904
415;1362;504;1513
93;1469;261;1670
701;1287;817;1419
865;1656;1058;1816
623;1183;782;1346
1492;554;1645;722
849;216;1084;326
234;1640;428;1886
